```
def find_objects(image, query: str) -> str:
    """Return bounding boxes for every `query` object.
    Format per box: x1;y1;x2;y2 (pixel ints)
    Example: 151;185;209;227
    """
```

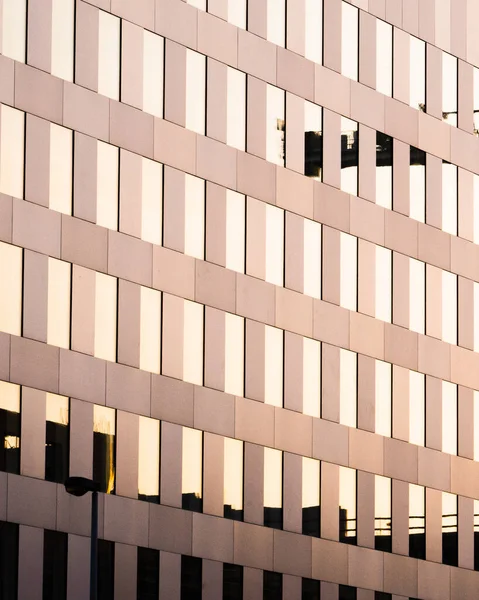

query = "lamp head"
64;476;100;497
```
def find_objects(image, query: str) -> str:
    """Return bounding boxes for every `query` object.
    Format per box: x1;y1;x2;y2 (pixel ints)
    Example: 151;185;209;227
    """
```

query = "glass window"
375;475;391;552
49;123;73;215
341;2;359;81
442;271;457;345
0;0;26;62
45;394;69;484
409;147;426;223
339;349;357;428
181;555;202;600
305;0;323;64
376;246;392;323
474;282;479;352
303;219;322;300
0;521;18;599
375;594;392;600
138;416;160;503
94;272;118;362
302;578;320;600
137;547;159;600
224;312;244;397
340;232;358;311
442;161;458;235
442;492;458;566
97;11;120;100
224;437;243;521
96;141;119;230
0;105;25;198
409;258;426;335
442;382;457;456
0;381;21;474
339;586;357;600
266;85;286;166
186;50;206;135
302;457;320;537
227;67;246;151
97;539;115;600
143;32;165;119
43;530;68;600
182;427;203;512
302;337;321;418
223;563;243;600
51;0;74;81
341;118;359;195
474;499;479;571
376;132;393;209
0;241;23;336
409;370;425;447
409;483;425;559
376;20;393;96
474;390;479;461
304;101;323;180
339;466;357;545
93;405;116;494
409;36;426;111
184;174;205;260
442;52;458;127
264;447;283;529
264;325;284;408
140;287;162;375
225;190;246;274
264;570;282;600
375;360;392;438
47;258;71;349
474;68;479;136
228;0;246;29
183;300;204;385
267;0;286;47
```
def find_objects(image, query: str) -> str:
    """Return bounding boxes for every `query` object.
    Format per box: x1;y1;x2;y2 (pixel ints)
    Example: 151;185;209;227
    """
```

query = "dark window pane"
137;547;159;600
302;578;320;600
376;131;393;209
93;406;116;494
45;420;69;484
223;563;243;600
442;493;458;567
409;485;425;560
181;556;202;600
263;571;282;600
302;505;320;538
0;407;20;474
43;530;67;600
97;540;115;600
339;585;356;600
375;593;392;600
0;521;18;600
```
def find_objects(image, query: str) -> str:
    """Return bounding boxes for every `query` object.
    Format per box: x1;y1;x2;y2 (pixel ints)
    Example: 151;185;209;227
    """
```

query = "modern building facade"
1;0;479;598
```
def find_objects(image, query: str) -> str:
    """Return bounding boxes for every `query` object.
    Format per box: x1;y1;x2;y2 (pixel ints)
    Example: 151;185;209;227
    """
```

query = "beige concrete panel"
277;47;314;101
418;335;450;382
286;0;305;56
285;94;304;174
351;82;385;134
418;0;435;43
159;551;181;600
426;45;442;120
458;277;474;351
283;452;302;534
204;308;226;392
368;0;385;19
57;483;96;538
350;195;385;246
284;332;303;413
383;553;418;598
205;182;227;267
458;386;474;460
235;396;275;447
193;512;234;562
426;487;442;563
358;124;376;203
385;0;402;26
237;29;276;85
458;61;473;133
274;529;312;578
384;323;418;372
15;62;63;125
198;10;237;67
350;311;385;361
392;29;409;105
322;109;341;189
358;239;376;319
450;235;479;282
349;428;383;474
197;134;237;191
149;503;192;555
18;525;43;600
323;0;341;72
236;273;275;326
59;349;105;405
20;387;46;479
392;252;409;330
203;559;222;600
425;154;442;230
117;280;140;368
244;442;264;525
160;421;182;509
237;151;276;206
74;133;98;224
0;332;10;382
450;454;479;500
247;0;267;38
450;126;479;177
10;336;59;394
392;479;409;556
392;139;410;217
23;251;48;343
108;230;152;286
276;287;313;338
357;355;375;433
417;560;450;600
104;494;148;547
243;567;262;600
108;363;150;418
7;474;56;530
451;0;467;60
153;248;195;302
69;399;94;479
13;199;61;259
275;408;312;456
154;118;196;175
451;345;479;391
246;76;267;160
75;1;99;92
313;300;350;349
63;81;110;142
203;433;224;517
385;208;418;259
320;461;339;541
155;0;197;48
151;375;194;427
321;343;340;423
384;97;418;148
322;226;341;306
277;164;314;218
417;222;451;271
71;265;95;356
206;59;227;145
313;417;349;467
0;194;12;244
196;260;236;313
116;410;139;499
384;437;418;483
25;114;50;207
284;213;304;294
164;39;186;127
458;495;474;570
0;55;15;106
402;0;418;35
233;520;274;571
348;544;383;591
110;100;154;159
359;12;376;89
113;0;154;29
425;376;442;452
114;543;137;600
194;386;235;438
245;319;265;403
313;182;350;233
311;537;348;583
357;471;374;548
451;566;479;600
61;215;107;273
418;112;451;162
283;575;301;600
315;65;351;118
418;446;451;491
67;535;90;600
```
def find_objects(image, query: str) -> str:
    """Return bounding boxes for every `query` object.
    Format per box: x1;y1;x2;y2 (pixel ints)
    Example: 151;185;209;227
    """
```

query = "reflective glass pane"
340;232;358;311
93;405;116;494
0;381;20;474
410;147;426;222
0;241;22;336
228;0;246;29
304;101;323;180
184;174;205;260
264;571;282;600
224;437;243;520
0;521;18;599
339;586;357;600
375;360;392;437
339;349;357;428
341;117;358;195
442;271;457;345
341;2;358;81
267;0;286;47
224;313;244;397
45;394;69;484
442;492;458;566
227;67;246;151
339;466;357;545
97;539;115;600
442;382;457;456
138;416;160;503
442;52;458;127
264;325;284;407
474;391;479;461
303;337;321;418
94;272;117;362
302;457;320;537
186;0;205;8
264;447;283;529
474;68;479;135
409;484;425;559
98;11;120;101
375;475;391;552
305;0;323;64
137;547;159;600
49;124;73;215
442;161;457;235
303;219;322;299
474;499;479;571
474;283;479;352
47;258;71;349
96;141;119;230
376;132;393;209
376;20;392;96
409;36;426;111
0;105;25;198
1;0;26;62
186;50;206;135
266;85;285;166
43;530;68;600
140;286;162;375
181;556;202;600
302;578;320;600
182;427;203;512
409;371;425;447
223;563;243;600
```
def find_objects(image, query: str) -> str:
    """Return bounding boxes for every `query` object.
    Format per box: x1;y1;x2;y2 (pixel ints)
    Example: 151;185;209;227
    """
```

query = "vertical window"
267;0;286;47
474;391;479;461
224;313;245;397
341;118;359;196
264;326;284;408
409;36;426;111
376;246;392;323
409;371;425;447
93;405;116;495
0;521;18;600
227;68;246;151
139;287;162;375
223;563;243;600
474;283;479;352
442;161;458;235
0;0;26;61
474;68;479;135
302;457;320;537
376;20;393;97
247;198;284;286
266;85;286;166
186;50;206;135
51;0;75;81
376;132;393;209
138;416;160;503
409;147;426;222
263;571;282;600
339;466;357;545
442;52;458;127
181;556;202;600
374;475;391;552
409;484;426;560
228;0;246;29
475;499;479;571
0;105;25;198
224;437;244;520
96;141;119;230
302;578;320;600
375;360;392;438
186;0;206;8
339;587;357;600
98;11;120;100
49;124;73;215
442;492;458;567
97;540;115;600
47;258;71;349
304;102;323;180
264;447;283;529
409;258;426;335
225;190;246;274
137;547;159;600
339;349;357;429
182;427;203;512
442;382;457;456
0;242;22;336
304;0;323;64
0;381;20;474
341;2;359;81
303;219;322;300
442;271;457;345
45;394;69;484
43;530;68;600
302;337;321;418
184;174;206;260
94;272;118;362
340;232;358;311
143;32;165;119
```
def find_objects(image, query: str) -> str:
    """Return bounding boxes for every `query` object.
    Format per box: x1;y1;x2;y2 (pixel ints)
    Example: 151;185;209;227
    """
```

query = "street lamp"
64;477;101;600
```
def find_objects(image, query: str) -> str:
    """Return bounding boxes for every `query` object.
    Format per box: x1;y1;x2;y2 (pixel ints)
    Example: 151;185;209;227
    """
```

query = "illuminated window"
186;0;205;8
138;416;160;503
224;437;243;521
0;381;21;474
51;0;74;81
303;219;322;300
247;198;284;287
442;492;458;566
184;175;206;260
409;147;426;223
264;325;284;408
376;132;393;209
181;556;202;599
442;52;458;127
49;124;73;215
264;447;283;529
339;232;358;312
339;466;357;545
98;11;120;100
409;258;426;335
341;118;359;196
341;2;358;81
95;141;119;230
0;242;22;336
409;370;425;447
267;0;286;47
224;313;245;397
304;101;323;181
375;475;391;552
266;85;286;166
302;457;320;537
376;20;393;96
0;0;26;62
226;67;246;151
304;0;323;64
409;484;425;559
0;105;25;198
186;50;206;135
45;394;69;484
228;0;246;29
93;405;116;494
409;36;426;111
182;427;203;512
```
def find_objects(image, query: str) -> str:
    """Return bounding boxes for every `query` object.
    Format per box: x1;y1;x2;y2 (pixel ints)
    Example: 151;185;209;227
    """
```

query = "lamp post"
64;476;101;600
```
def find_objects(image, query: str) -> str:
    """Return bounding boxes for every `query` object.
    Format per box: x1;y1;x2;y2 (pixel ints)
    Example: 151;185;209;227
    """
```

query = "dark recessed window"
302;458;320;538
0;521;19;600
263;448;283;530
43;530;68;600
223;563;243;600
45;395;69;484
302;578;320;600
181;556;202;600
0;382;21;475
223;438;244;522
442;492;458;567
263;570;282;600
98;539;115;600
409;484;426;560
137;547;159;600
339;584;357;600
93;406;116;495
375;593;392;600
